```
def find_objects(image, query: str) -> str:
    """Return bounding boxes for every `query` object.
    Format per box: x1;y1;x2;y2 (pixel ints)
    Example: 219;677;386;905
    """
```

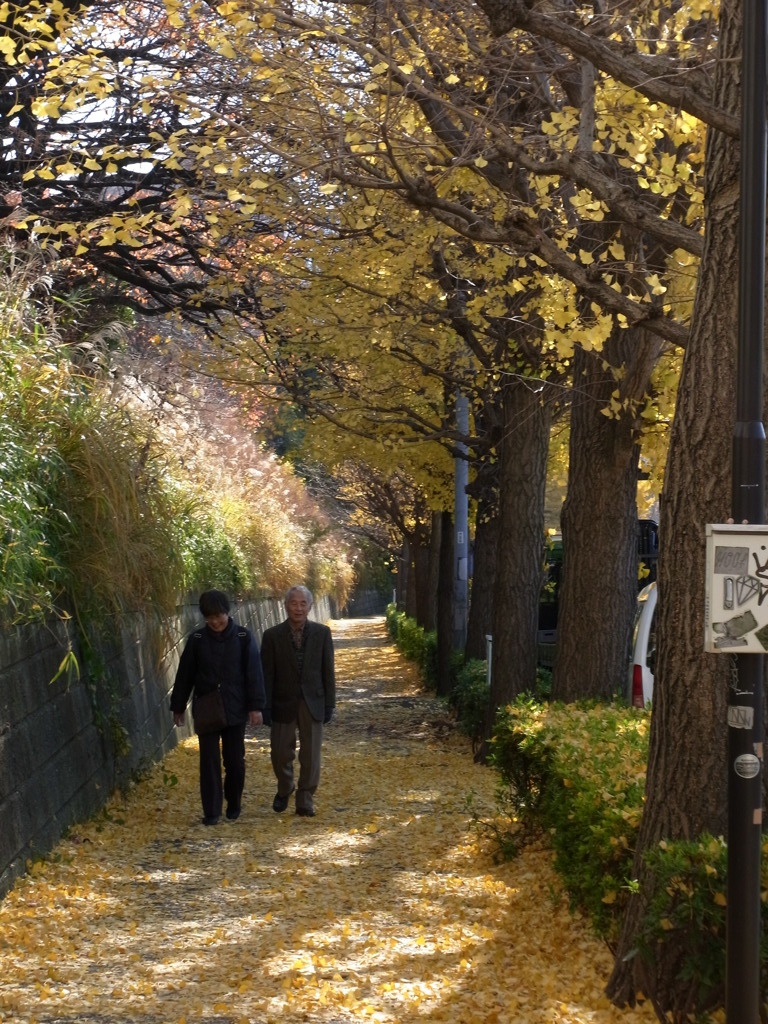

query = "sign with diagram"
705;524;768;652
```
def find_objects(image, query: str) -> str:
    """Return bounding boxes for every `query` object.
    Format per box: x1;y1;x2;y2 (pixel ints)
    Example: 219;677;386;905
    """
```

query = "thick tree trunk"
466;495;498;661
553;330;660;702
412;530;432;629
479;379;553;750
436;510;454;695
425;510;442;632
404;537;417;619
607;2;740;1013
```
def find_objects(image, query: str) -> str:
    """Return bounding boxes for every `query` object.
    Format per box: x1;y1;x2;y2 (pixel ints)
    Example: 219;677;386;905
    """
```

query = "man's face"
286;593;310;627
205;612;229;633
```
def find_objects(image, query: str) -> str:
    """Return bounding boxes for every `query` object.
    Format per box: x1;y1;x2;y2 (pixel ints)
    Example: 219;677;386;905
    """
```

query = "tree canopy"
2;3;755;1016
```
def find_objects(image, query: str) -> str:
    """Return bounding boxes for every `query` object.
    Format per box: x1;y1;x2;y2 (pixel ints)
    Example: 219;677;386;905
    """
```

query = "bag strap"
192;628;250;679
237;630;250;679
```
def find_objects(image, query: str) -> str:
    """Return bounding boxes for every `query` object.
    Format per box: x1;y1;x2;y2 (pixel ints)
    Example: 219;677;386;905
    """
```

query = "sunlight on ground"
0;618;658;1024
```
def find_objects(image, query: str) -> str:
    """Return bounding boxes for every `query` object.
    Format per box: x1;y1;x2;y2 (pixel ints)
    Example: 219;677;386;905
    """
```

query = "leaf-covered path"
0;618;657;1024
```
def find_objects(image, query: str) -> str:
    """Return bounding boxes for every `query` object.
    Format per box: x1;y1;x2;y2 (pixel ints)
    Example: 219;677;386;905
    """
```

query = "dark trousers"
198;722;247;819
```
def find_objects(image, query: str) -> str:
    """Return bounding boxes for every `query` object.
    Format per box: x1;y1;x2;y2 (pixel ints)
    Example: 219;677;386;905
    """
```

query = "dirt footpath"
0;617;657;1024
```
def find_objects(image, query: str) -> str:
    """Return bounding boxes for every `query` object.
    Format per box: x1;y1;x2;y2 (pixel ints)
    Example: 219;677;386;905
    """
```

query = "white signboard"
705;524;768;653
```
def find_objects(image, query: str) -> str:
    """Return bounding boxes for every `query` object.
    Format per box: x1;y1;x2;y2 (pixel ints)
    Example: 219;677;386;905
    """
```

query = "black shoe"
296;806;316;817
202;815;220;826
272;792;290;813
226;805;241;821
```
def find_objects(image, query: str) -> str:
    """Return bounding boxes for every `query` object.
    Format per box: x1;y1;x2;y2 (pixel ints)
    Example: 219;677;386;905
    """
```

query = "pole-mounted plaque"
705;523;768;653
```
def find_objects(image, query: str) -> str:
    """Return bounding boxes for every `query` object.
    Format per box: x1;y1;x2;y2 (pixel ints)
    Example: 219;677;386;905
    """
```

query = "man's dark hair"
199;589;230;616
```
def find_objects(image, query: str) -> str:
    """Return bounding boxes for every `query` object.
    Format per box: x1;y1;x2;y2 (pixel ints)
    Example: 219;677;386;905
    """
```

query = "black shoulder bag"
192;684;227;735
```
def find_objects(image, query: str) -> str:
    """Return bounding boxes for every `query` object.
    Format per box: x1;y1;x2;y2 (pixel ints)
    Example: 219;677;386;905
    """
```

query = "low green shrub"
487;696;768;1012
489;698;649;939
449;659;553;751
637;833;768;1017
398;615;429;662
385;603;403;639
488;697;556;826
421;629;439;688
384;605;437;685
449;659;489;750
534;665;553;700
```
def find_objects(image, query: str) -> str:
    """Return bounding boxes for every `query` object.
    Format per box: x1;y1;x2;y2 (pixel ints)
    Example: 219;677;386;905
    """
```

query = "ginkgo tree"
3;2;743;1012
2;0;473;649
199;209;473;633
198;178;575;700
6;0;697;715
164;1;741;1016
163;0;706;716
2;0;279;321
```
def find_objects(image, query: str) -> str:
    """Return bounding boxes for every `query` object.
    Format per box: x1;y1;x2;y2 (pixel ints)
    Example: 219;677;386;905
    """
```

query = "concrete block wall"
0;594;332;898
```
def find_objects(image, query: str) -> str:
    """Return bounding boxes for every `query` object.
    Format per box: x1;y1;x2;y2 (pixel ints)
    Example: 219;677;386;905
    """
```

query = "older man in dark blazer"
260;585;336;817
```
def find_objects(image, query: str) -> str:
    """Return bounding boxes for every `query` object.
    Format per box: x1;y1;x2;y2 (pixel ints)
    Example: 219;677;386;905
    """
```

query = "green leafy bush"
399;616;430;662
449;659;552;751
638;833;768;1017
487;696;768;1011
489;699;649;939
421;629;438;688
449;659;489;750
385;604;402;638
384;605;437;687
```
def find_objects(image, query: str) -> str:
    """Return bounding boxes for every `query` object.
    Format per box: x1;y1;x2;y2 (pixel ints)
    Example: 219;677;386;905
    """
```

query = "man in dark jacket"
260;585;335;817
170;589;265;825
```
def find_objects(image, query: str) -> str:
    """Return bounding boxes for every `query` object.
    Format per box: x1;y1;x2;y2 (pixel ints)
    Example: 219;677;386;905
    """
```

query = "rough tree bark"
425;510;441;632
607;2;741;1013
436;510;455;695
466;494;498;662
479;378;554;752
553;328;662;702
411;525;433;629
403;538;416;619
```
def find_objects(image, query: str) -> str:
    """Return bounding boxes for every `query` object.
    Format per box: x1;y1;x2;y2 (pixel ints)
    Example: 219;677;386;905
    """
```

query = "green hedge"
385;605;437;687
488;697;768;1012
448;658;488;750
491;700;648;937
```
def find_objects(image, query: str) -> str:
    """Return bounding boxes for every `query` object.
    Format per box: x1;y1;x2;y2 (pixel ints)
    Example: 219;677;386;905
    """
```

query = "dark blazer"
260;619;336;723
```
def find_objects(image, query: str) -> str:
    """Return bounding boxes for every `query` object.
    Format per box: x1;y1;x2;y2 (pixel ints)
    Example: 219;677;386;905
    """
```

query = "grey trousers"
270;699;323;811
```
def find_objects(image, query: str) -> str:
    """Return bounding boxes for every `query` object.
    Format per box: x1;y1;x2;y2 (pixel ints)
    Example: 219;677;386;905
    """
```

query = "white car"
628;582;657;707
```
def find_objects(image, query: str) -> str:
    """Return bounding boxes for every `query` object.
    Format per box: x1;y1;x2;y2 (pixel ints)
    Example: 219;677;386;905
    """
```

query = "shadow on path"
0;618;656;1024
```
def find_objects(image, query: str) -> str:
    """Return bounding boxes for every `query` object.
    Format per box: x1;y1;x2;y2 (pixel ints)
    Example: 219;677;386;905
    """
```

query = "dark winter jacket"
169;618;266;726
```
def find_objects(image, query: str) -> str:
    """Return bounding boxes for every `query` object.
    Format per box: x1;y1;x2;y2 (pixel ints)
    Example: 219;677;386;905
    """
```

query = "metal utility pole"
727;3;767;1020
453;393;469;651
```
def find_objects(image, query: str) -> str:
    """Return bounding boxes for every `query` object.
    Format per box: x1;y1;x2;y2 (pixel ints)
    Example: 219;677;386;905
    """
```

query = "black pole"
727;2;767;1021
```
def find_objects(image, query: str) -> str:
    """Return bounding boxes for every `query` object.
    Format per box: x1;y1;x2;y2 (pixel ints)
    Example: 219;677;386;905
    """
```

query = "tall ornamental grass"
0;247;353;627
0;325;185;625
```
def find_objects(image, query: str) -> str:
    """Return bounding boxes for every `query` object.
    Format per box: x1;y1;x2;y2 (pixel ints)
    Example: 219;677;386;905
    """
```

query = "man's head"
199;589;230;633
285;585;313;628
